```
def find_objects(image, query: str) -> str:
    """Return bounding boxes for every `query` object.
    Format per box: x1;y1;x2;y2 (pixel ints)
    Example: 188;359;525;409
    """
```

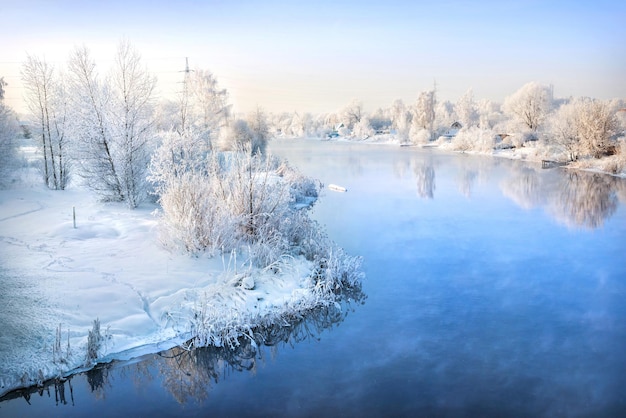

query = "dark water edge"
0;284;366;417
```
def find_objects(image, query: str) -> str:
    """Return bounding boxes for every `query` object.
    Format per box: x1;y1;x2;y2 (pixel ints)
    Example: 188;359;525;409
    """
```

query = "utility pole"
178;57;194;134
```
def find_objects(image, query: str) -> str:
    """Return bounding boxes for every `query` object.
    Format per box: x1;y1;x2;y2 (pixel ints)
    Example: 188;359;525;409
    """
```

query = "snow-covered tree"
503;82;553;132
340;99;363;130
477;99;504;130
218;119;252;151
455;88;478;128
68;42;156;207
246;107;270;155
368;107;391;132
572;98;619;159
270;111;293;136
548;99;580;161
290;112;315;137
389;99;411;142
435;100;456;133
0;77;20;188
191;69;231;132
352;116;374;139
109;40;157;208
410;90;437;142
159;66;230;152
548;98;619;160
21;55;70;189
68;45;122;201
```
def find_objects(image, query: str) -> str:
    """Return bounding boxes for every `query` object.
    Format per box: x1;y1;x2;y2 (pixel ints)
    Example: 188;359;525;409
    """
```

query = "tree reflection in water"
86;365;110;400
455;156;489;199
414;162;436;199
550;171;619;229
499;166;545;210
0;284;365;408
158;284;365;404
0;376;76;407
498;167;623;229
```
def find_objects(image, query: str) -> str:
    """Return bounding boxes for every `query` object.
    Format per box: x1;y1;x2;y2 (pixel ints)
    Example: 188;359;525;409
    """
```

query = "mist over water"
3;140;625;417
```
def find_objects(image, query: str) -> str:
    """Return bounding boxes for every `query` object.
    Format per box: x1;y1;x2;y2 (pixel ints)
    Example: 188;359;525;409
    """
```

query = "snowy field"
0;183;322;397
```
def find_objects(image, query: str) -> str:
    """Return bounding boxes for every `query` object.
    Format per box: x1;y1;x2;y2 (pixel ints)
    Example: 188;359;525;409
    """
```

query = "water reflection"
550;171;619;229
392;154;436;199
457;168;478;198
454;155;493;199
499;167;623;229
0;376;75;407
0;285;365;409
156;285;364;404
499;166;545;210
400;155;624;230
414;162;436;199
86;366;109;400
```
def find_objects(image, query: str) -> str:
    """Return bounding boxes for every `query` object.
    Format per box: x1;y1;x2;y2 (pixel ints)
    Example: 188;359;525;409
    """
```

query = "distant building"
442;121;462;138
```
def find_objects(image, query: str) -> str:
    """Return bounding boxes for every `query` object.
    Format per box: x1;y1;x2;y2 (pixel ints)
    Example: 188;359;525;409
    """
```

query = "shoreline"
0;163;363;398
294;135;626;178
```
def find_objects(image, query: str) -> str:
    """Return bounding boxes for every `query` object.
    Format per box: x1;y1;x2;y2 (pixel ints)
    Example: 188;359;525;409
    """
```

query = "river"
2;139;625;417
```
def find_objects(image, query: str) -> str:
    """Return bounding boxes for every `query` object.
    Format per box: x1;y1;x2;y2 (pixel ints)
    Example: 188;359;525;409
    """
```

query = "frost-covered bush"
310;246;364;295
277;161;322;207
449;129;473;151
151;141;324;267
86;318;102;364
352;117;375;139
156;170;232;252
449;127;496;152
409;127;431;145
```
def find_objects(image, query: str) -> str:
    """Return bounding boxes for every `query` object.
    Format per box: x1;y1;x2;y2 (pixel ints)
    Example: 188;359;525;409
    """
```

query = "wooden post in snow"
73;206;76;229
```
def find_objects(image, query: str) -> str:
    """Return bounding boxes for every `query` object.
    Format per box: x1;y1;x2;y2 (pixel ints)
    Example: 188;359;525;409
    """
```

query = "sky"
1;0;625;115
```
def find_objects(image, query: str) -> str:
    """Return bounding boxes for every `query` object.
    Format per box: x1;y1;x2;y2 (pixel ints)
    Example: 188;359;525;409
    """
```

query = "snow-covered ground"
0;183;323;397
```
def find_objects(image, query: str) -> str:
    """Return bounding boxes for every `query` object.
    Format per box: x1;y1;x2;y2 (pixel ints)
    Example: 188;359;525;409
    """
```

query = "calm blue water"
2;140;625;417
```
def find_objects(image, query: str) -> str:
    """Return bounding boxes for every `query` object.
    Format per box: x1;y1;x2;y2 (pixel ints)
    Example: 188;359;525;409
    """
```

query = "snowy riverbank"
317;134;626;178
0;182;362;397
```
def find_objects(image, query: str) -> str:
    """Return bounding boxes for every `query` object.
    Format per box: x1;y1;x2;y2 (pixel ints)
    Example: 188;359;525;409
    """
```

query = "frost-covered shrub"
450;129;473;151
449;127;496;152
352;117;375;139
475;129;497;152
409;127;431;145
311;246;363;291
151;141;325;267
277;161;322;207
156;170;232;253
86;318;102;364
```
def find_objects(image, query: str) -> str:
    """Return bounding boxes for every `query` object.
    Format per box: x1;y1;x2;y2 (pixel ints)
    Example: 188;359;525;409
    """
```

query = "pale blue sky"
1;0;624;114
